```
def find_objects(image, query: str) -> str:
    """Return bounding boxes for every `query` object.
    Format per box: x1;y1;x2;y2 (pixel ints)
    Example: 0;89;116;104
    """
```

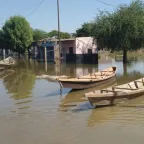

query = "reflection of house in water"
31;37;98;64
60;64;98;77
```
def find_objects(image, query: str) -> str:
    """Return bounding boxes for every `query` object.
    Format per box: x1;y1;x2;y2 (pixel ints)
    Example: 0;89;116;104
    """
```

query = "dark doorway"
69;47;73;54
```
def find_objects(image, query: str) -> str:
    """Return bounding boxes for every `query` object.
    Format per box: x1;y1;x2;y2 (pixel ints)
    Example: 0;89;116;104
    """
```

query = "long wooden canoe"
85;77;144;107
58;66;117;89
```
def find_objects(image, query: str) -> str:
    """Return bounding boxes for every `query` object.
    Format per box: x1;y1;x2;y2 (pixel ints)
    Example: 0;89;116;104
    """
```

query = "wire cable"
26;0;45;18
95;0;116;7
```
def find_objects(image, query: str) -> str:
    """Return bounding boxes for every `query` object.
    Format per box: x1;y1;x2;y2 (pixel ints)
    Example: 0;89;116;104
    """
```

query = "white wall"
75;37;97;54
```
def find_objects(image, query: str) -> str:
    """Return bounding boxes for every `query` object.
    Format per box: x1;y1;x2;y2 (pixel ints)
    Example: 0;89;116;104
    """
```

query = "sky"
0;0;133;33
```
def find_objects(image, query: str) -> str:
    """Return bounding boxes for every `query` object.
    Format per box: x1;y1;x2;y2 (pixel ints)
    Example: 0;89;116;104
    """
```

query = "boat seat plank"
100;89;124;93
112;86;139;90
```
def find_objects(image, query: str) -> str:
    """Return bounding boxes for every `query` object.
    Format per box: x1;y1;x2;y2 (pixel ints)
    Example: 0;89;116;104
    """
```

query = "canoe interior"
85;77;144;107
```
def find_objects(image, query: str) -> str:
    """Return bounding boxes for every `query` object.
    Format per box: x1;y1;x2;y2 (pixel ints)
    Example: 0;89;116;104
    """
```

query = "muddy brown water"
0;57;144;144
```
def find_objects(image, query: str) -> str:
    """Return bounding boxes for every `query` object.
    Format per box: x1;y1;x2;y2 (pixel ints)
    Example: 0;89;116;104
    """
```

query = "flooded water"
0;57;144;144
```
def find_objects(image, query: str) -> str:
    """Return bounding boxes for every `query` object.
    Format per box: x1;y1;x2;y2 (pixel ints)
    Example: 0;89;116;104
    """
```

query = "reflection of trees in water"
123;62;133;76
87;107;119;127
87;100;144;128
59;78;117;110
3;68;35;100
60;64;98;77
116;70;144;85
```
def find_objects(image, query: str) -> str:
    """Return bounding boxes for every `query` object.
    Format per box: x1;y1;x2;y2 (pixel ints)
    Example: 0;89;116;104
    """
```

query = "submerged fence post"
45;46;47;71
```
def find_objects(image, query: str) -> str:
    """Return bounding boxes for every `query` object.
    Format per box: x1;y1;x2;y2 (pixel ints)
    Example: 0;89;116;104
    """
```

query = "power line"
95;0;116;7
0;0;45;24
26;0;45;18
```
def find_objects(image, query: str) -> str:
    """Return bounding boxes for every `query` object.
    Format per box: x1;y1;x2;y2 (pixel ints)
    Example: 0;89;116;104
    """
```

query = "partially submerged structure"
31;37;98;64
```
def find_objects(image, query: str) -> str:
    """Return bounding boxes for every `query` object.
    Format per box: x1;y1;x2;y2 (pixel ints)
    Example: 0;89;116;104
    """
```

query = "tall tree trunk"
123;49;127;63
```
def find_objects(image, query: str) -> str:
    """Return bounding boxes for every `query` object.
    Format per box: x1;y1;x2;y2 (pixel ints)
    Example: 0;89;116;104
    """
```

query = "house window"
88;49;92;54
69;47;73;54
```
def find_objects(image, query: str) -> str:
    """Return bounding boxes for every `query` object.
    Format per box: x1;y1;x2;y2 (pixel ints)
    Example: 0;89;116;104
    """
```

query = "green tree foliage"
48;30;71;39
0;30;5;49
76;22;94;37
70;33;77;37
2;16;33;54
32;29;48;41
93;0;144;63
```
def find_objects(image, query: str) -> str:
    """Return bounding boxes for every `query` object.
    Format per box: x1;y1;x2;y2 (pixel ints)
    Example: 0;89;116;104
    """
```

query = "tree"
70;33;77;38
0;30;5;49
76;22;94;37
93;0;144;63
32;29;48;41
48;30;71;39
2;16;33;55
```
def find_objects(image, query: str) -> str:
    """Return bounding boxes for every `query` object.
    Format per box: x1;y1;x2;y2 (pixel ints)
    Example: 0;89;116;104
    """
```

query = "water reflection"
3;68;35;100
1;57;144;111
1;56;144;144
59;78;117;111
87;107;119;127
87;97;144;128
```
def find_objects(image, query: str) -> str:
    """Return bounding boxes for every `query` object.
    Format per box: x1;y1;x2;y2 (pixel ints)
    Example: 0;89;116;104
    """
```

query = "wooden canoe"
85;77;144;107
58;66;117;89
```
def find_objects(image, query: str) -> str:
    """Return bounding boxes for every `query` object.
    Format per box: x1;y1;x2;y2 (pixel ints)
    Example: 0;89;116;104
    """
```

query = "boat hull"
87;90;144;107
59;76;115;89
85;78;144;107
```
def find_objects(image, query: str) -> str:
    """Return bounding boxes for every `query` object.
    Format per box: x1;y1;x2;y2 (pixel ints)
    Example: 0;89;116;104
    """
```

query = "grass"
109;51;144;59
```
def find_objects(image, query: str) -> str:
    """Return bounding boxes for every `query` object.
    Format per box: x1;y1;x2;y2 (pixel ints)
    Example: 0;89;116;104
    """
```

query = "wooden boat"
58;66;117;89
0;57;15;68
59;78;117;111
85;77;144;107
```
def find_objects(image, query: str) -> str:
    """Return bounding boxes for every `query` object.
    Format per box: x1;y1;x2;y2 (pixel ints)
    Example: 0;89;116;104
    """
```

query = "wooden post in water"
54;44;61;75
44;46;47;71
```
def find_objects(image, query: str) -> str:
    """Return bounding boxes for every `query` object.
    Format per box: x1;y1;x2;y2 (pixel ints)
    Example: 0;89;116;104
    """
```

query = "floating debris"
35;75;69;82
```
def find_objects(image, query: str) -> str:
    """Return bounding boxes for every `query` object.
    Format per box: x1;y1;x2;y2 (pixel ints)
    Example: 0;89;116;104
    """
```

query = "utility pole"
56;0;61;65
54;0;61;75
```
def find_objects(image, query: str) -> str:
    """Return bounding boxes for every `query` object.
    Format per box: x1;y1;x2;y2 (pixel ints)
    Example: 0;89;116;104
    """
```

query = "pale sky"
0;0;133;33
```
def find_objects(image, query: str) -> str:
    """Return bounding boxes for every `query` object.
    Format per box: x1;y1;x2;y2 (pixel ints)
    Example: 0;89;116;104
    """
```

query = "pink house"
60;37;98;64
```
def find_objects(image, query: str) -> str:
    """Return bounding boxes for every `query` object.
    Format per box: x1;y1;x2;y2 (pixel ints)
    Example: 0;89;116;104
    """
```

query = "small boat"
59;78;117;111
0;57;15;68
85;77;144;107
58;66;117;89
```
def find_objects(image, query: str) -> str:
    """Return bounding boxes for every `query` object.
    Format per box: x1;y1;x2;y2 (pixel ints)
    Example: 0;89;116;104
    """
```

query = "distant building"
31;37;98;64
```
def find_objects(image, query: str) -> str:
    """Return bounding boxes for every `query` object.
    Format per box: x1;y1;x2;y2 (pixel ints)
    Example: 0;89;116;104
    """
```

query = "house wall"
32;41;56;62
75;37;97;54
61;40;76;54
